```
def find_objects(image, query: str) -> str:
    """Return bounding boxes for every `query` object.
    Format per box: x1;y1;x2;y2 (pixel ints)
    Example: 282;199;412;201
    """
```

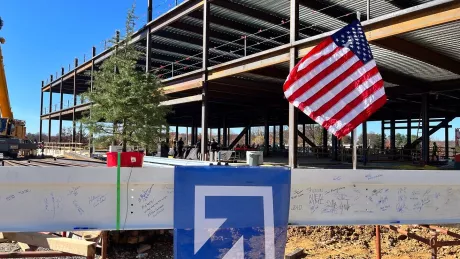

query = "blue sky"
1;0;456;141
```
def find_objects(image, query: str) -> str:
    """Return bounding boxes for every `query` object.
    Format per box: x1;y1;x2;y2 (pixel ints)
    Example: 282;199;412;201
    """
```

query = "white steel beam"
1;167;460;232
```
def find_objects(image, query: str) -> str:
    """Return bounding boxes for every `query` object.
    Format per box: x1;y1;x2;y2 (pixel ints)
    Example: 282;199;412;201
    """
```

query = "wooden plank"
17;242;34;252
0;232;6;243
160;94;203;106
137;244;151;253
285;248;305;259
3;232;96;257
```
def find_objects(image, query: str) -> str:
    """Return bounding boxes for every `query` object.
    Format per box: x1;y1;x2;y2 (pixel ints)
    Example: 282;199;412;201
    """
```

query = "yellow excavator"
0;18;37;158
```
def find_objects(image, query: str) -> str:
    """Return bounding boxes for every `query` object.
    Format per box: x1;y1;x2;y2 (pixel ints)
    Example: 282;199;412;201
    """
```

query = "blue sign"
174;166;291;259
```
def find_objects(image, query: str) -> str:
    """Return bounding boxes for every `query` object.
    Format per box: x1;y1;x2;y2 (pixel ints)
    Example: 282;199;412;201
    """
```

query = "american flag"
283;20;386;139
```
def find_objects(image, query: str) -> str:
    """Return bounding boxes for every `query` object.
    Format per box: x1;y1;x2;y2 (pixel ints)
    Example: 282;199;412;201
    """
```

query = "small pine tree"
81;4;170;152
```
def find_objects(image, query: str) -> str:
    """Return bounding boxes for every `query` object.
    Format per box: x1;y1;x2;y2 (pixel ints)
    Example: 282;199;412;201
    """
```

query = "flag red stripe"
283;37;334;92
307;66;380;120
322;79;384;130
334;93;387;139
284;40;338;92
287;50;355;103
297;60;366;113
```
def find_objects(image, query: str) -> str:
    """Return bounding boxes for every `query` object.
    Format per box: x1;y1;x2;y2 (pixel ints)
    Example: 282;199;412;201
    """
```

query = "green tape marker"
116;152;121;230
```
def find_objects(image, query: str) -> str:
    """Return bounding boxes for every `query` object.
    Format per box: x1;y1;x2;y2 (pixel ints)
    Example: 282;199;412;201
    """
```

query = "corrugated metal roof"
400;20;460;63
371;44;460;82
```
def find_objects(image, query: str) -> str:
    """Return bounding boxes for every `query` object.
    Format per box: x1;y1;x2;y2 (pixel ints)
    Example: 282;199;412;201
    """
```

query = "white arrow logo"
194;186;275;259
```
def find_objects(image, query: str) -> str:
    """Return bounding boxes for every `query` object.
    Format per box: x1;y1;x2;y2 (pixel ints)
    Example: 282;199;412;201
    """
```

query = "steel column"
322;127;327;149
363;121;368;165
248;127;251;145
222;117;227;147
381;120;385;150
146;0;152;74
363;122;368;149
264;114;269;156
445;125;449;159
390;118;396;150
186;127;189;145
350;130;354;149
175;125;179;142
273;126;276;149
303;124;306;150
217;127;221;144
59;68;64;143
288;0;299;168
407;118;412;146
39;81;44;142
72;58;78;143
48;75;53;142
89;47;96;154
245;124;249;146
279;125;284;149
200;0;210;160
422;93;430;163
147;0;153;22
332;135;338;160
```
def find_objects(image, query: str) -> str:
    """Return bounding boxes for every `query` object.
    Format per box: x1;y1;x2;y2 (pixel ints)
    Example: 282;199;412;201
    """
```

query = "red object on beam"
455;154;460;162
106;152;144;167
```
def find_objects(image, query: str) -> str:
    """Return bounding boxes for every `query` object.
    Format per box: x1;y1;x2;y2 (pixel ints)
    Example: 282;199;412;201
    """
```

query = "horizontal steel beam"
2;167;460;232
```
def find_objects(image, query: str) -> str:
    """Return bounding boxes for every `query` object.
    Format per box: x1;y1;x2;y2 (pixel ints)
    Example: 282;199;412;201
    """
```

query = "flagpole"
353;11;361;171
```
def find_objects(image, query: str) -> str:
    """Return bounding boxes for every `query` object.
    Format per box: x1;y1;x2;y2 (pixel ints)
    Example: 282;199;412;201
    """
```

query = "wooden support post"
101;231;108;259
200;0;210;160
288;0;299;168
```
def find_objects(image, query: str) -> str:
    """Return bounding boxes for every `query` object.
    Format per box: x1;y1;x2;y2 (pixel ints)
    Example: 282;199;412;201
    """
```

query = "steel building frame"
39;0;460;166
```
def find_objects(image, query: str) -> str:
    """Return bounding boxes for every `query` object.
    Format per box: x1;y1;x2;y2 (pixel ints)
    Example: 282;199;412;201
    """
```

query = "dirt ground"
286;225;460;259
1;226;460;258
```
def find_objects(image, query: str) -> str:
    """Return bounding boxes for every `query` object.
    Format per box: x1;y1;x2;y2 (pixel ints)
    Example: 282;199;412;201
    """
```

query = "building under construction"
39;0;460;166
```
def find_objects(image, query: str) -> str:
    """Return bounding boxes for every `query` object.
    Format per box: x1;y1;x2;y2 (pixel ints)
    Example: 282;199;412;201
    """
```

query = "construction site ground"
2;226;460;258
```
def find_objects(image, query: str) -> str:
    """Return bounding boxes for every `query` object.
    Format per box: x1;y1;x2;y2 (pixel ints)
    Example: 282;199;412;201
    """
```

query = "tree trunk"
112;123;116;146
122;119;127;152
